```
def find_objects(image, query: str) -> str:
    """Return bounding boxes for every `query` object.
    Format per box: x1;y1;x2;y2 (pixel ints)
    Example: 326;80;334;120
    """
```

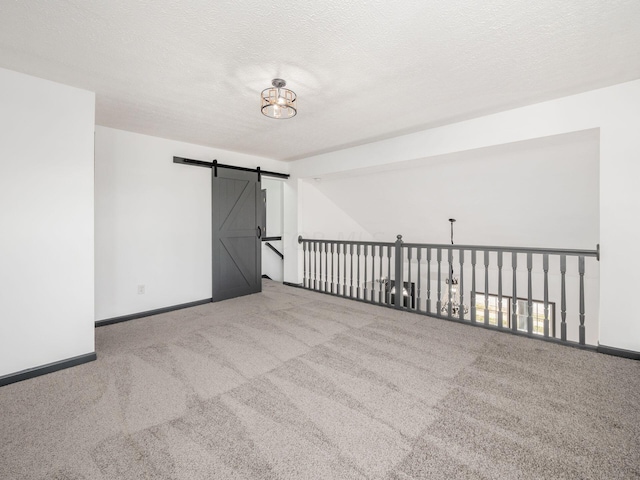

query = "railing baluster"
436;248;442;314
318;242;321;291
324;243;328;293
407;247;413;309
319;242;323;291
363;245;368;301
426;248;431;313
324;243;328;292
320;242;323;291
313;242;318;290
387;246;392;304
417;248;422;311
303;241;307;288
579;256;586;345
378;246;383;304
330;243;335;294
345;243;353;297
484;250;490;325
336;244;341;296
512;252;518;332
560;255;567;341
447;248;453;317
543;254;549;337
497;251;503;329
459;249;465;321
471;250;476;323
370;245;375;301
343;243;348;296
527;253;533;335
394;235;403;309
356;244;361;299
371;245;376;303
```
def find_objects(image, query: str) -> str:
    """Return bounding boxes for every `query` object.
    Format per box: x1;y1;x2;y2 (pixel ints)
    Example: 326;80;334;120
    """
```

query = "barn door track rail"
173;156;289;179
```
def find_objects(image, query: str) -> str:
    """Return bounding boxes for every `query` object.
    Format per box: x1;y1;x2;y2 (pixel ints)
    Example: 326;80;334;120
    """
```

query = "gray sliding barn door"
212;168;262;302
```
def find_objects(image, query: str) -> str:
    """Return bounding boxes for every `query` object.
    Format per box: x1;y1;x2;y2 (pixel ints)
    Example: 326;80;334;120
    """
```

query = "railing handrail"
265;242;284;259
298;235;599;258
298;236;395;248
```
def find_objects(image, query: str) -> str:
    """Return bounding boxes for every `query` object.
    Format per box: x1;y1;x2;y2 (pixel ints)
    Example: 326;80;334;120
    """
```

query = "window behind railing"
476;293;556;336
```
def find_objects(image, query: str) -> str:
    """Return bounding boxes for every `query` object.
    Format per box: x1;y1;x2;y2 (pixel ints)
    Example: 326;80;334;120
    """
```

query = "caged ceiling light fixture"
261;78;297;119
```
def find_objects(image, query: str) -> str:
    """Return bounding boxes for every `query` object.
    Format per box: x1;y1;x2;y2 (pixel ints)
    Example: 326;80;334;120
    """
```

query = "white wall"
299;179;374;242
0;67;95;377
282;178;376;285
283;179;301;284
95;127;289;320
288;79;640;353
311;129;599;249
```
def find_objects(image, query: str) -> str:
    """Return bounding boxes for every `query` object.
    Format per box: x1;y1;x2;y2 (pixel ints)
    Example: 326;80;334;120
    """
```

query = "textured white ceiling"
0;1;638;161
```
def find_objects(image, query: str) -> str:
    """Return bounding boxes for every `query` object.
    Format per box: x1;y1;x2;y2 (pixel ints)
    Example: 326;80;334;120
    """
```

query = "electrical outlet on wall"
138;285;145;294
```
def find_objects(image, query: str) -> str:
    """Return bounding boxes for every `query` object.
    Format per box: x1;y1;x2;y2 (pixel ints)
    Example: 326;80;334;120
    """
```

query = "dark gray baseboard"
597;344;640;360
283;281;303;287
95;298;212;327
0;352;97;388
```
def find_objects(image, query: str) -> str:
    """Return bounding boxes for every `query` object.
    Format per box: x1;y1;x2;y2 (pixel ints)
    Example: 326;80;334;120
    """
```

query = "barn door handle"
257;226;262;239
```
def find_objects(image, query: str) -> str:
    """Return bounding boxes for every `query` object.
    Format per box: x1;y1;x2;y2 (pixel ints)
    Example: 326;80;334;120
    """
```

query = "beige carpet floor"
1;280;638;479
